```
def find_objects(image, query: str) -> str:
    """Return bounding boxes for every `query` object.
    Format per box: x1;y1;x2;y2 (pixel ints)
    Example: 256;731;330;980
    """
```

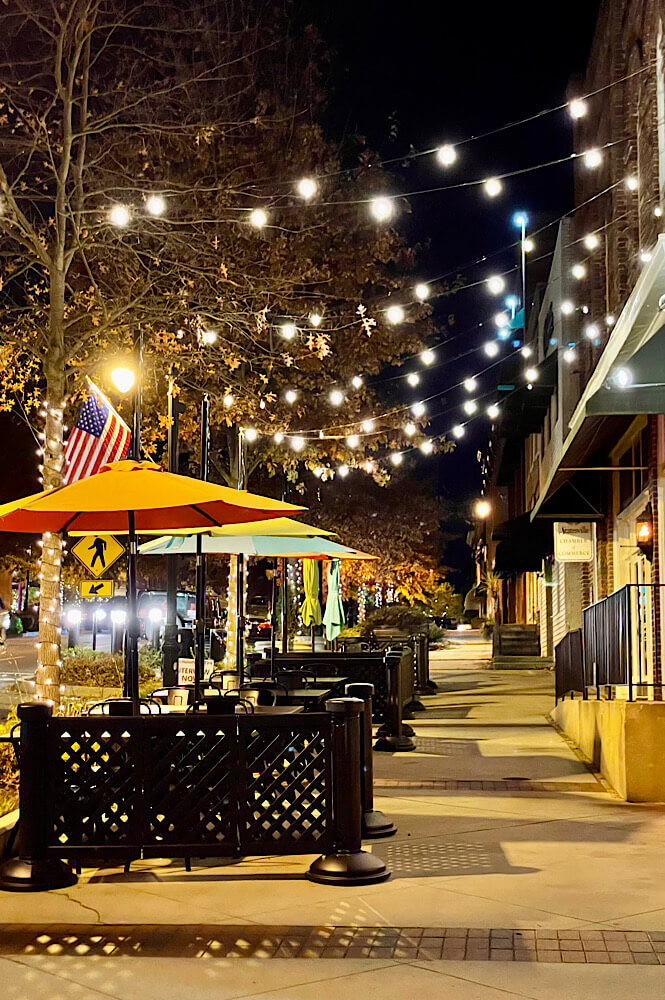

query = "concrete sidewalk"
3;638;665;997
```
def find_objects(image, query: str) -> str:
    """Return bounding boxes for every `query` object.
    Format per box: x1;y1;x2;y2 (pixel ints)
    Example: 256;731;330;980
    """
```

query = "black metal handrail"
554;629;584;703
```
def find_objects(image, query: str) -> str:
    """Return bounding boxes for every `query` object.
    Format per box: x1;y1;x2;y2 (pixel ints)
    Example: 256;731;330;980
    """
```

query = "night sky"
301;0;601;516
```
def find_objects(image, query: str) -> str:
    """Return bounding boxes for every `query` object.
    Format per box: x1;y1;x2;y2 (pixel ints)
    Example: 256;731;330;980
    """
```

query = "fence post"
374;652;416;752
0;703;77;892
345;683;396;838
404;639;425;713
307;698;390;885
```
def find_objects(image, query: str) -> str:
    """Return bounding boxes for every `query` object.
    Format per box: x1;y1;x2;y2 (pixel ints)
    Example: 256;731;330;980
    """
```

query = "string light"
297;177;318;200
420;349;435;365
249;207;268;228
351;375;364;389
497;327;511;340
338;464;350;477
146;194;166;216
362;419;375;433
436;144;457;166
625;175;639;191
484;342;499;357
521;346;533;358
109;204;130;226
584;233;600;250
243;427;258;442
414;282;430;300
404;422;416;436
568;98;588;119
452;424;465;438
571;263;586;280
494;311;509;327
329;389;345;406
411;401;426;417
407;373;420;387
285;389;297;403
640;250;653;263
655;206;663;218
309;312;323;327
483;177;502;197
584;322;600;339
290;435;305;451
486;275;505;295
487;404;500;418
605;314;616;326
563;347;576;362
386;304;405;324
524;367;539;381
464;378;478;393
223;393;234;408
346;434;360;447
561;300;575;315
390;452;403;466
202;330;217;345
281;322;297;340
523;238;535;253
463;400;478;415
583;149;602;169
419;439;434;454
274;432;284;444
370;196;394;222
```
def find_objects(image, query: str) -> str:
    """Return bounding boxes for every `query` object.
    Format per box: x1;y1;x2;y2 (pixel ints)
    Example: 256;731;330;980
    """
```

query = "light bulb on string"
404;422;416;436
346;434;360;448
280;322;297;340
583;233;600;251
274;432;284;444
420;348;435;365
521;346;533;358
523;238;535;253
464;378;477;392
411;401;426;418
463;400;478;415
640;250;653;263
386;304;405;324
351;375;363;389
243;427;258;443
605;314;616;326
486;275;505;295
145;194;166;216
561;300;575;315
223;393;234;408
361;419;375;433
452;424;465;439
483;177;502;197
407;372;420;387
201;329;217;345
296;177;318;200
414;282;430;301
249;207;268;228
571;263;586;280
494;311;509;328
390;452;403;466
436;144;457;166
487;403;500;419
290;435;305;452
625;176;639;192
338;464;350;477
563;348;577;363
109;204;130;227
369;196;394;222
419;439;433;454
524;367;539;381
585;323;600;340
484;341;499;357
329;388;345;406
582;149;602;169
497;327;511;340
655;206;663;218
568;98;588;119
309;312;322;327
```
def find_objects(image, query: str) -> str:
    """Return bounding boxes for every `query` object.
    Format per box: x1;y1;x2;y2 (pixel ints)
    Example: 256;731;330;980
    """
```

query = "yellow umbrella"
70;515;335;538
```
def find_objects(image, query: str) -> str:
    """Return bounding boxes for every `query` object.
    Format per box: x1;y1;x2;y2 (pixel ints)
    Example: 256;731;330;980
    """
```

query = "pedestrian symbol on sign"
72;534;125;578
88;537;107;569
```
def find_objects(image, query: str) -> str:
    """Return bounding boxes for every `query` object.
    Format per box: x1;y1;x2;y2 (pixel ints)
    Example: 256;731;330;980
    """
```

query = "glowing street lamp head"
505;295;518;310
512;211;529;229
296;177;318;200
386;304;405;324
249;207;268;228
370;196;394;222
110;366;135;394
486;275;505;295
436;144;457;166
475;500;491;519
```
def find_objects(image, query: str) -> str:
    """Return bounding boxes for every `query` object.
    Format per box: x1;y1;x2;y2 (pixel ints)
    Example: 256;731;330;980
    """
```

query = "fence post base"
307;850;390;885
404;696;425;713
373;732;416;752
0;856;77;893
362;809;396;838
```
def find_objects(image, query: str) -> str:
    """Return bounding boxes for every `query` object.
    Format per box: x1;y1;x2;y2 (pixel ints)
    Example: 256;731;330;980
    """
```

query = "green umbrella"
300;558;322;626
323;559;345;641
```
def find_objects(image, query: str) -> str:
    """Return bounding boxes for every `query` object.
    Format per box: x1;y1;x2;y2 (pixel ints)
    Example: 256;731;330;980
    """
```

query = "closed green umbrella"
300;558;322;626
323;559;345;641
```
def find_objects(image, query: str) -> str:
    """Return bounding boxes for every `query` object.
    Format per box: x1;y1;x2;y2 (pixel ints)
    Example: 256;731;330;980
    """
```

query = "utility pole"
162;375;182;685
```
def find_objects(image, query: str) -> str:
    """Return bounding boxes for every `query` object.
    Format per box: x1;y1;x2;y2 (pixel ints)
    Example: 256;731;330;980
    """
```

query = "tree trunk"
224;558;238;671
35;343;66;700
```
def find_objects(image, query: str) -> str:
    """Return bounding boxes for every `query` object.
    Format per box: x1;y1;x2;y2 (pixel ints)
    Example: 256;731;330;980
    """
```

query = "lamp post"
162;374;183;685
194;396;209;701
512;212;529;329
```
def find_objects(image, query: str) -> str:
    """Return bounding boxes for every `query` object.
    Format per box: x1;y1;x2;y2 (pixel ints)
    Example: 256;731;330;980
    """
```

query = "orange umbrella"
0;460;304;713
0;460;303;534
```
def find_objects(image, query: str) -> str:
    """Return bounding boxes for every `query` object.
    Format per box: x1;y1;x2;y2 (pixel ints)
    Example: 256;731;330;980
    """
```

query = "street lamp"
110;367;135;395
512;211;529;328
475;500;491;519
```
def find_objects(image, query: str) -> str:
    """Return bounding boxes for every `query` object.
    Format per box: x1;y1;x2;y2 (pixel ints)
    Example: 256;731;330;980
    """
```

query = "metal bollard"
345;683;396;838
420;632;437;692
374;652;416;752
0;703;77;891
404;640;425;713
307;698;390;885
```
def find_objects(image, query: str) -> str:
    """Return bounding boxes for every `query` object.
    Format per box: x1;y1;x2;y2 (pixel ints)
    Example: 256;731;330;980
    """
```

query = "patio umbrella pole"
281;557;288;654
269;562;277;677
125;509;140;715
194;396;209;702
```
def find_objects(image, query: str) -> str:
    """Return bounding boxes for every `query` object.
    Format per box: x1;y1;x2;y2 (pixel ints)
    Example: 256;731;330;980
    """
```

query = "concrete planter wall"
552;699;665;801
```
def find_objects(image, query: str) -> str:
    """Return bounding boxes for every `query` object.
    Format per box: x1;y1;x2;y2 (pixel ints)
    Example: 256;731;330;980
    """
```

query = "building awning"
533;234;665;518
492;513;553;574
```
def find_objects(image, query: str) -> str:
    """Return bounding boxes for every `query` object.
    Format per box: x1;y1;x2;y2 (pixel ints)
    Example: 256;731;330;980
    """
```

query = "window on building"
617;424;650;511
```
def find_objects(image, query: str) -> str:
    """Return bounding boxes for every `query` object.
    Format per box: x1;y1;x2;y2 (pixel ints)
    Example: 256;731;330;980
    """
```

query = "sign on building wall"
554;522;594;562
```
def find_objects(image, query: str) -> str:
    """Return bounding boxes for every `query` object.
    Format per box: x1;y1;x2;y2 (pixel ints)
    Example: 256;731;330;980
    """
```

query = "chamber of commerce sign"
554;522;594;562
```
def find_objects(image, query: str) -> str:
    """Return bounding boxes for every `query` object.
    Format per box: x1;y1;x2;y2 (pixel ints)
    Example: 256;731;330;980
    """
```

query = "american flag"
63;382;131;484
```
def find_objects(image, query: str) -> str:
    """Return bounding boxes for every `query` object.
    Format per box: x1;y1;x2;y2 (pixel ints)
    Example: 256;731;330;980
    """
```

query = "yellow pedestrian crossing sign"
72;534;125;578
80;580;115;598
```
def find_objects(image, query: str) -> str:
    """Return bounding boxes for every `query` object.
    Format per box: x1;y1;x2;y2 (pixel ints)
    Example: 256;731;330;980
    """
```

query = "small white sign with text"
554;522;594;562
